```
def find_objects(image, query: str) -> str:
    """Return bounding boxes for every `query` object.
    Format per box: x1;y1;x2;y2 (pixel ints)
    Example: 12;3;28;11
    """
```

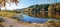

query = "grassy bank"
0;11;16;18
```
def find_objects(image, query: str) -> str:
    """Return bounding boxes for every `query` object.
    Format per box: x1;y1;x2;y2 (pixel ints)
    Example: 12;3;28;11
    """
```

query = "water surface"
18;14;53;23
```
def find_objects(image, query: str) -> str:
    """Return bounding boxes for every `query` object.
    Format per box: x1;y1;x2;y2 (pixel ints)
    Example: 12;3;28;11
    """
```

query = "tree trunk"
0;4;1;11
0;6;1;11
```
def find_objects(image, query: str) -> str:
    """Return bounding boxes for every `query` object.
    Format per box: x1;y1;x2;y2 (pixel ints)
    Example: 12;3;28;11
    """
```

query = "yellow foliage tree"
0;0;19;11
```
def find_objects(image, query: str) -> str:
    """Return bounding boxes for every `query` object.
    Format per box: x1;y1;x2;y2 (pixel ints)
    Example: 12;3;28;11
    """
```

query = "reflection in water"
23;11;60;19
24;12;48;18
17;14;59;23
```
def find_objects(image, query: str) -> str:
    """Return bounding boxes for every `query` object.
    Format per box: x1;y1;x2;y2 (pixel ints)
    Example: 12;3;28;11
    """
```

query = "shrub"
47;19;55;23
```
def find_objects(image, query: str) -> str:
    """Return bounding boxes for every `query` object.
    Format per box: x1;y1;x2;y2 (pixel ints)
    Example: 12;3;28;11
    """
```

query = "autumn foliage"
0;0;19;7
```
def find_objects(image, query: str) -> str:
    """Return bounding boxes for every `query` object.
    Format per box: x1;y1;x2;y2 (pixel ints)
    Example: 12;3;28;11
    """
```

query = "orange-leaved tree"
0;0;19;11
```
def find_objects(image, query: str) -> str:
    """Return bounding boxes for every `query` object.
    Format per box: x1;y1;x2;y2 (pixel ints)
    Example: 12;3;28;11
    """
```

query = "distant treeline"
21;2;60;19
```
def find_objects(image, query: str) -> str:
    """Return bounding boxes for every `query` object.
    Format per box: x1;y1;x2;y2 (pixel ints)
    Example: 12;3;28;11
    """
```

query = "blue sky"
2;0;60;10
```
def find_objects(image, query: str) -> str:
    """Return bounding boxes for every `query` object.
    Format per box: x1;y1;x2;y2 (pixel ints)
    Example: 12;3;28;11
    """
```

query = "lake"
17;14;57;23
